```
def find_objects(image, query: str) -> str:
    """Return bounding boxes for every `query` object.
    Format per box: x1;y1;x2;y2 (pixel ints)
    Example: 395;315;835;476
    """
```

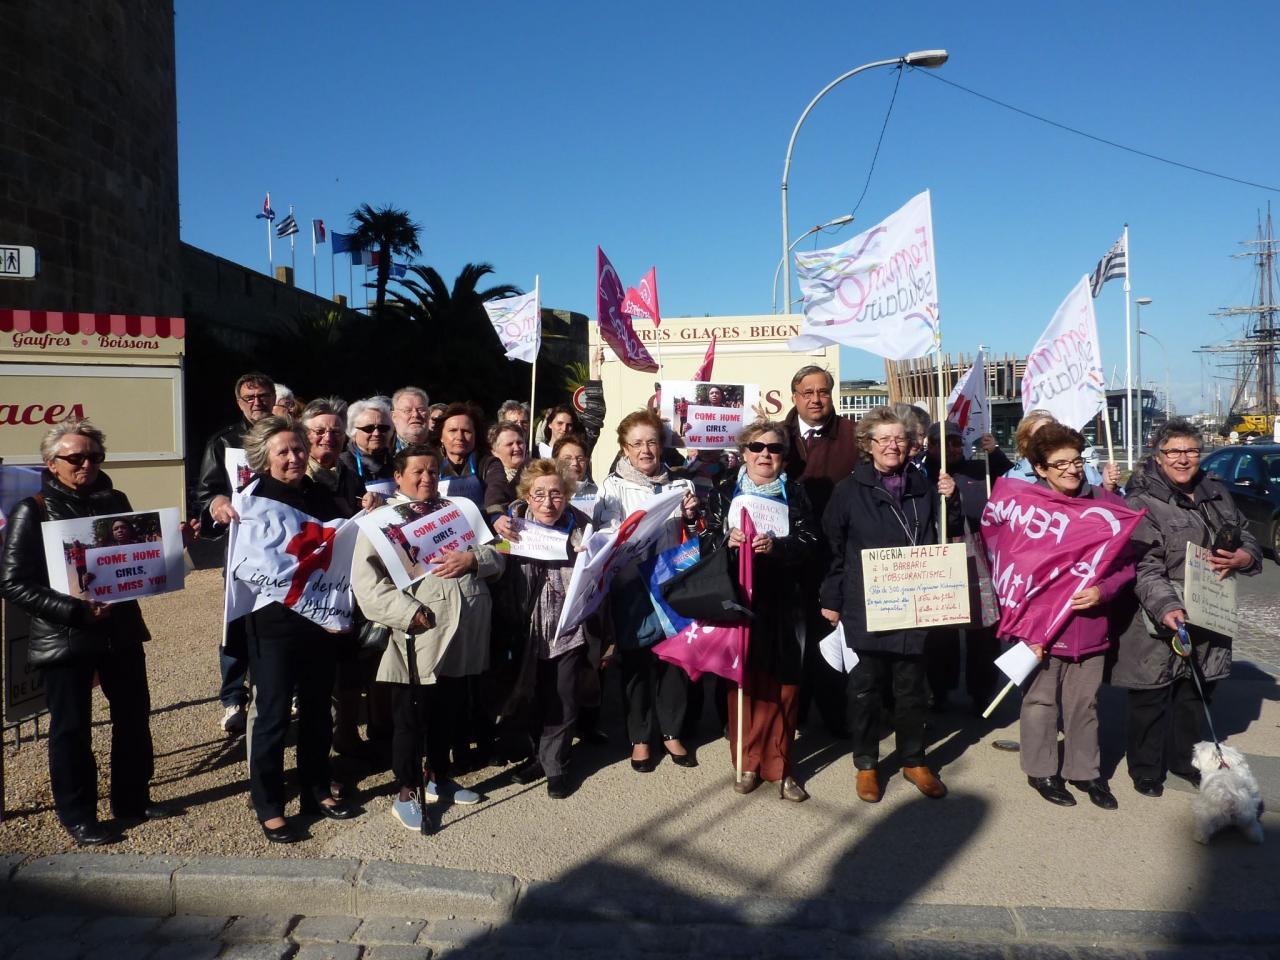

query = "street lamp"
780;50;949;313
1135;296;1153;450
1140;329;1172;419
772;213;856;313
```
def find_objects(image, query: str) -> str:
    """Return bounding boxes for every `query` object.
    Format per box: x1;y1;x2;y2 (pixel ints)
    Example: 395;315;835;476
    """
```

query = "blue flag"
331;231;356;254
641;538;700;639
389;262;408;278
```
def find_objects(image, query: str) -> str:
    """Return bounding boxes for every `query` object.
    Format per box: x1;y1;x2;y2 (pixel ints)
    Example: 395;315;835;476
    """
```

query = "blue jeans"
219;619;249;708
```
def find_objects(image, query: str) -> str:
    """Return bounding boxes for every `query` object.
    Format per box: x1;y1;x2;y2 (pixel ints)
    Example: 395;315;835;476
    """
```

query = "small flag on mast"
1089;234;1127;297
331;231;356;254
275;213;299;239
312;219;326;244
256;193;275;221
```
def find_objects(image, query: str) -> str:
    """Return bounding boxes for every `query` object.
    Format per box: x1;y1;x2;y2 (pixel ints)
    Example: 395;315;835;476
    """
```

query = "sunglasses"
356;424;391;434
54;452;105;467
745;442;786;455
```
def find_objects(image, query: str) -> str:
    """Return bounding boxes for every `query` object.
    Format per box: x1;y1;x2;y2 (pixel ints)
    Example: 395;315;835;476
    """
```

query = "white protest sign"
506;517;570;562
224;447;253;495
861;543;970;631
41;508;185;604
1021;275;1107;431
364;479;397;498
994;641;1041;685
1184;543;1238;638
355;497;494;591
818;621;859;674
727;494;789;537
556;488;686;639
789;190;940;360
659;380;760;450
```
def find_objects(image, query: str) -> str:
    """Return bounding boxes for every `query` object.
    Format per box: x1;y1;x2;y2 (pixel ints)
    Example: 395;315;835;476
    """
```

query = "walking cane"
406;632;434;836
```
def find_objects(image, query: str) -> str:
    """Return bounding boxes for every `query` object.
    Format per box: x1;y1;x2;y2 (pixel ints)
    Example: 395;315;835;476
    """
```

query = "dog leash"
1175;620;1228;769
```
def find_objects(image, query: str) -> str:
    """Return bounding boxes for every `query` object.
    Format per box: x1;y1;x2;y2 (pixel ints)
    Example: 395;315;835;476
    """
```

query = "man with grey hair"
272;384;296;418
497;399;530;439
391;387;431;451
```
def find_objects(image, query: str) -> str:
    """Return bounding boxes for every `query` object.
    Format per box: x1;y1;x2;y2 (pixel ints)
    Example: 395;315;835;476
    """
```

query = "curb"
2;853;1279;948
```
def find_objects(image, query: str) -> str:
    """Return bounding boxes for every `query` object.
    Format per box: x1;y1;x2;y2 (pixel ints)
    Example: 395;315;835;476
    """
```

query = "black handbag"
660;538;752;625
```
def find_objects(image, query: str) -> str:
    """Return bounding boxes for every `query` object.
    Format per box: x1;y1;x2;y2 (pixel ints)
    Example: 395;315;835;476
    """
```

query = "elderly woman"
351;443;504;830
485;420;528;522
0;420;179;845
240;416;360;843
342;396;396;488
598;409;700;772
1006;424;1135;809
702;421;817;801
432;402;502;513
495;460;601;798
301;397;379;515
1112;419;1261;797
820;406;956;803
537;405;581;458
272;383;298;419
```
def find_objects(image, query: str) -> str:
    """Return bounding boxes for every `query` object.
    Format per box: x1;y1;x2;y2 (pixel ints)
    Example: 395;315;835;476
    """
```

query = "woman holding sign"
495;460;601;798
1112;420;1261;798
598;409;701;773
0;420;178;846
819;406;956;803
703;422;818;801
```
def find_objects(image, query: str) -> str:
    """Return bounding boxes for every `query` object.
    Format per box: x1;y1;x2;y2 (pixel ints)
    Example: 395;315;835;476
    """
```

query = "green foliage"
349;203;422;316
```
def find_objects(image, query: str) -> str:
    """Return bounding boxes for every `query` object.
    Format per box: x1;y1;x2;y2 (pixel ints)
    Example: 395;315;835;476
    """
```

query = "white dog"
1190;742;1264;845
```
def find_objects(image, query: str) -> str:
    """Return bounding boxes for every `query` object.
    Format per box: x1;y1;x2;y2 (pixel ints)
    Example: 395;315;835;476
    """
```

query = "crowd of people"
0;359;1261;847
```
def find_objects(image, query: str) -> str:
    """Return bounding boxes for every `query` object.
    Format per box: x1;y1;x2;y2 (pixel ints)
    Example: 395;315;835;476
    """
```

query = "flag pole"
735;674;744;786
266;209;273;275
311;221;317;294
936;344;948;542
288;205;296;277
329;243;335;301
528;275;541;448
1123;224;1134;471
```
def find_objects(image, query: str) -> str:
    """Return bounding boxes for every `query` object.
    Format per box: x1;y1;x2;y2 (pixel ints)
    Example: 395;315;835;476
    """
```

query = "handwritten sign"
40;508;185;604
861;543;970;631
1185;543;1238;638
507;517;571;562
356;497;493;591
726;494;789;537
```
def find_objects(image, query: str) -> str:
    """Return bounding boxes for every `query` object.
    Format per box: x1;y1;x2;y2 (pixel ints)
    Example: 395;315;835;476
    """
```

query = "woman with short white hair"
342;396;395;488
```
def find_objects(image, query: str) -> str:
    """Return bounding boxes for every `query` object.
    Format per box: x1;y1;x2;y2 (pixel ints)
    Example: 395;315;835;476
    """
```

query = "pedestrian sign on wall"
0;246;38;280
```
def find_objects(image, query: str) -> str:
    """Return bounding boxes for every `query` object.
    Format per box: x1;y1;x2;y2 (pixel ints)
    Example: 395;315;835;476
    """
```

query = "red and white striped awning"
0;310;185;338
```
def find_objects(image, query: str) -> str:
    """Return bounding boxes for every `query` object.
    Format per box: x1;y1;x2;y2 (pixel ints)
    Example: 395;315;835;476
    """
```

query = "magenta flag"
597;247;659;373
622;265;662;328
979;479;1145;646
653;512;755;683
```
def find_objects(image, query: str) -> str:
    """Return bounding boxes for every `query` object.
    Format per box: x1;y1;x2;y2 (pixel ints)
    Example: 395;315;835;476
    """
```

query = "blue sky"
174;1;1280;414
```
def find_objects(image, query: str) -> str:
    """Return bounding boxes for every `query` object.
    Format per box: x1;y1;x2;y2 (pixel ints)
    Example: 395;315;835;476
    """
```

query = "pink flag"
653;512;755;683
692;334;717;382
597;247;658;373
622;266;661;327
979;479;1145;646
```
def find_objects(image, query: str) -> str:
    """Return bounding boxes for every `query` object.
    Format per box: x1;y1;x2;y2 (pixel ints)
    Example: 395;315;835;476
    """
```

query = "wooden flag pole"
936;346;948;542
1101;407;1117;469
528;275;541;449
735;681;744;785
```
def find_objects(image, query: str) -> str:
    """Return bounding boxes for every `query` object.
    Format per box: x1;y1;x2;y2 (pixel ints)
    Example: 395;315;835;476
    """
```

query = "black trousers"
532;647;583;777
798;577;848;734
246;629;337;822
388;677;460;790
41;642;154;827
925;626;1000;706
847;651;928;769
1126;677;1214;782
620;647;688;745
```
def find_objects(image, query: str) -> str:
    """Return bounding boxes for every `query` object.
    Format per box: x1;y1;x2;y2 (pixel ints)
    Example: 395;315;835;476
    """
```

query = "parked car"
1201;442;1280;562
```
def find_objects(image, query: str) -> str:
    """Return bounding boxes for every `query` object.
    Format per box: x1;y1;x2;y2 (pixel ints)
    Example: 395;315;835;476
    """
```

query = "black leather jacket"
0;471;149;668
195;418;252;531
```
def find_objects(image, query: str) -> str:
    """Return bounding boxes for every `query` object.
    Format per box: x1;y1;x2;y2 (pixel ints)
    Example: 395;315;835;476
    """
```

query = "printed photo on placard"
355;497;495;591
40;508;186;604
224;447;254;495
658;380;760;450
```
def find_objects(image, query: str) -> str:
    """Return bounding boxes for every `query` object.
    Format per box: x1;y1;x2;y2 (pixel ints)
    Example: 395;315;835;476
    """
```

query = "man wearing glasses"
782;365;860;739
391;387;431;451
195;371;277;735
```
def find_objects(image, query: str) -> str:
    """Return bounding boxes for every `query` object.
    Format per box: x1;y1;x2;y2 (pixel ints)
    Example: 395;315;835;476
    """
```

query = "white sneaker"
221;704;246;735
391;795;423;831
426;779;482;806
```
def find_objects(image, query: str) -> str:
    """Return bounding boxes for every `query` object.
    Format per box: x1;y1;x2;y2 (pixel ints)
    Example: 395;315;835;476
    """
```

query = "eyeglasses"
239;392;273;406
356;424;391;434
627;439;660;450
797;389;833;400
395;407;428;419
745;441;786;455
308;427;343;437
54;452;105;467
529;491;565;503
1160;447;1202;460
870;436;908;448
1046;457;1086;471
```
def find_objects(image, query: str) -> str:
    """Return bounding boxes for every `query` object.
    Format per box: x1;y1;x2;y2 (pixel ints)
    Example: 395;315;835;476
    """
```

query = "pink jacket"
1034;484;1136;662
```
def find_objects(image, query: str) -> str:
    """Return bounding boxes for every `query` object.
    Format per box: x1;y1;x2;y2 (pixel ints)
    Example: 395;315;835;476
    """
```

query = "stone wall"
0;0;181;316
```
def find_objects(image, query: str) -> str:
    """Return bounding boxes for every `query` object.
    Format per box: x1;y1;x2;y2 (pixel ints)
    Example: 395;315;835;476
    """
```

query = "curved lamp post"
772;213;856;314
1135;296;1153;449
780;49;948;314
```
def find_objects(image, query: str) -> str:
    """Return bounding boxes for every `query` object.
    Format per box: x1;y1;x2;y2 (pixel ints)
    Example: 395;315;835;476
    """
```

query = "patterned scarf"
737;469;786;500
614;456;670;489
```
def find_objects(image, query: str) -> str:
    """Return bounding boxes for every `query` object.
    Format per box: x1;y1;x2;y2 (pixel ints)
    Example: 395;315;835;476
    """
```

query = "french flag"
312;219;326;244
256;192;275;221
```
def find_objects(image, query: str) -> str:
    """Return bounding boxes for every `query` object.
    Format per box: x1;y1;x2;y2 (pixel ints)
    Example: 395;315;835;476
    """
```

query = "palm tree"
348;203;422;315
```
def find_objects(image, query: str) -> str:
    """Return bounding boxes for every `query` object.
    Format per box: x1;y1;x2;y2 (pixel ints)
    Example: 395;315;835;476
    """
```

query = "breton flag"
622;266;661;327
312;219;326;244
482;282;540;363
331;231;356;254
275;213;299;239
256;193;275;221
1089;234;1127;297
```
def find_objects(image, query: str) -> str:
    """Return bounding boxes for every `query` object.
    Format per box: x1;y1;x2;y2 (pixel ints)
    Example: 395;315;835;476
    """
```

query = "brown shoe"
780;776;809;803
855;769;882;803
733;771;760;795
903;765;947;798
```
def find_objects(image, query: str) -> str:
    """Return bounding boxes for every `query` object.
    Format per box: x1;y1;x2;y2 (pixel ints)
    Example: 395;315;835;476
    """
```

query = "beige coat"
351;493;505;685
